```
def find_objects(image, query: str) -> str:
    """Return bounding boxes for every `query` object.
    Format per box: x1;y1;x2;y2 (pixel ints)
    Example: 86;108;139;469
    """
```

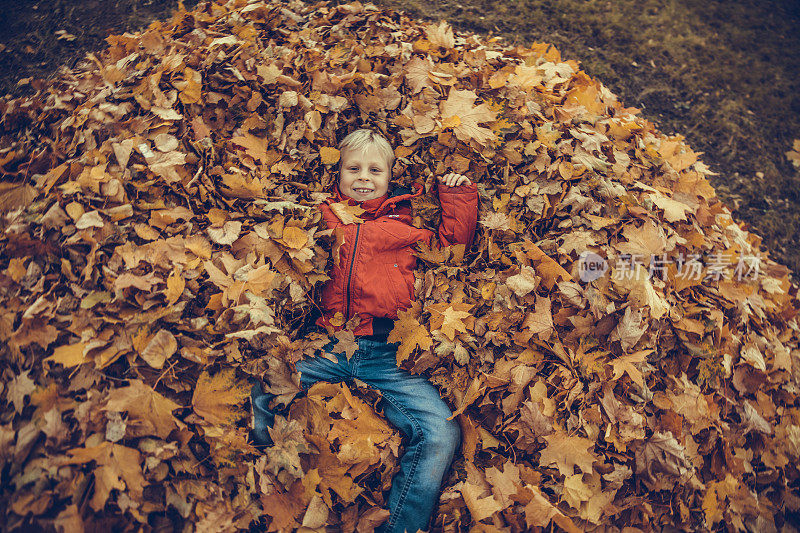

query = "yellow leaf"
460;479;502;522
388;308;432;364
185;235;212;259
165;270;185;305
524;485;560;528
441;114;462;129
45;342;87;368
481;281;496;300
702;479;724;526
63;443;145;509
450;375;485;419
0;182;36;212
207;220;242;245
651;193;692;223
320;147;340;165
786;139;800;167
328;202;365;224
6;257;27;282
563;473;593;510
609;349;651;388
280;226;308;249
614;218;668;259
91;465;126;511
428;302;474;341
301;494;329;528
192;368;250;426
133;223;160;241
521;296;554;341
75;210;104;229
564;74;606;117
524;241;573;290
440;306;471;340
175;67;202;104
425;20;455;49
231;133;268;162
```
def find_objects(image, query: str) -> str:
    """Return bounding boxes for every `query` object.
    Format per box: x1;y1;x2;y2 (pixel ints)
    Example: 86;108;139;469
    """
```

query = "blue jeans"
251;337;461;533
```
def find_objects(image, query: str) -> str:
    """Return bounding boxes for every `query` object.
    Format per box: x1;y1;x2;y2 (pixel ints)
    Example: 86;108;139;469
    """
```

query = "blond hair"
338;129;395;169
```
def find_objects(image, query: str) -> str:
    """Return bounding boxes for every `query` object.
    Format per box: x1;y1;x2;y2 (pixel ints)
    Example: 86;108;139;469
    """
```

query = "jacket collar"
328;182;423;219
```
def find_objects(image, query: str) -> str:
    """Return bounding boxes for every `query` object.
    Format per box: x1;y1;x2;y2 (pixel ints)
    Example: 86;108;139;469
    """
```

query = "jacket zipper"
345;224;361;320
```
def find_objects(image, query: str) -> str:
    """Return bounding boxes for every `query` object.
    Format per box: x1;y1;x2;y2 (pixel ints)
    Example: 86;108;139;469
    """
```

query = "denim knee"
424;416;461;460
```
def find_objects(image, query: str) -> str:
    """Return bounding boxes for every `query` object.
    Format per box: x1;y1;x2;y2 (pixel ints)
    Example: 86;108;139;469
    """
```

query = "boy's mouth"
353;188;373;194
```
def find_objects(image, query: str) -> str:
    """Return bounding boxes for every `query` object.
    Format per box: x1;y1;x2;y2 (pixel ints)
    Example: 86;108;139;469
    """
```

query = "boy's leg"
250;380;276;446
355;339;461;533
250;341;352;446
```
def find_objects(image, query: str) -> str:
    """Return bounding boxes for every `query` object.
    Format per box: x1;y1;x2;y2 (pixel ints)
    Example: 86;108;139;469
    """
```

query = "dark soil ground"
2;0;800;275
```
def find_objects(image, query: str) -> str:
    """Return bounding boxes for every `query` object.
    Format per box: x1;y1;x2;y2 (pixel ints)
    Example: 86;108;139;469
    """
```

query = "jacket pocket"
381;261;413;316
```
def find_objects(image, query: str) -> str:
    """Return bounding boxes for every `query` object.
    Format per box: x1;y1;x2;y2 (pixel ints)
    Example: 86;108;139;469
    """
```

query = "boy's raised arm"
436;173;479;247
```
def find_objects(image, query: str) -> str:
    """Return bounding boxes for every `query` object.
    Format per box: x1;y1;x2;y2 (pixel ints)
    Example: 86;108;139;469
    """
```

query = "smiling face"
338;145;391;202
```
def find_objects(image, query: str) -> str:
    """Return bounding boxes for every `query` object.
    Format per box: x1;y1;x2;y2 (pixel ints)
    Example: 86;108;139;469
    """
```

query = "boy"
252;129;479;532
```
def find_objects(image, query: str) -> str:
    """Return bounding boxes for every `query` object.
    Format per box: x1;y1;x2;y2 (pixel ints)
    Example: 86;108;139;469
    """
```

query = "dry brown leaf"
139;329;177;369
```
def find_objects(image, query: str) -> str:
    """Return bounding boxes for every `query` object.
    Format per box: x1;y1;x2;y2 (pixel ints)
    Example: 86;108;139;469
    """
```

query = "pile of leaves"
2;0;799;531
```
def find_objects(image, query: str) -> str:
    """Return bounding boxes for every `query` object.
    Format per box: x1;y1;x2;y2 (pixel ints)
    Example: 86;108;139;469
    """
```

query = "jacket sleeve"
437;182;479;247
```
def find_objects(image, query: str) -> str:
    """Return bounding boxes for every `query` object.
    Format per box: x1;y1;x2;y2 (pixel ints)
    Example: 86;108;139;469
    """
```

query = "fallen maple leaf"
425;21;455;49
7;370;35;413
104;379;182;439
520;296;554;341
191;368;250;426
440;89;498;146
388;308;433;364
428;302;474;341
265;415;309;478
609;349;651;388
538;430;597;477
786;139;800;167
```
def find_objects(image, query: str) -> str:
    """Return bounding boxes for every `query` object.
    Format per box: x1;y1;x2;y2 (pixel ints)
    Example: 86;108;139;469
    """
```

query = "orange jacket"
318;182;479;336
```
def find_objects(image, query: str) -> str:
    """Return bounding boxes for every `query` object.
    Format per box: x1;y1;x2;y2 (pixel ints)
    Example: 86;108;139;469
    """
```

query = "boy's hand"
438;173;472;188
